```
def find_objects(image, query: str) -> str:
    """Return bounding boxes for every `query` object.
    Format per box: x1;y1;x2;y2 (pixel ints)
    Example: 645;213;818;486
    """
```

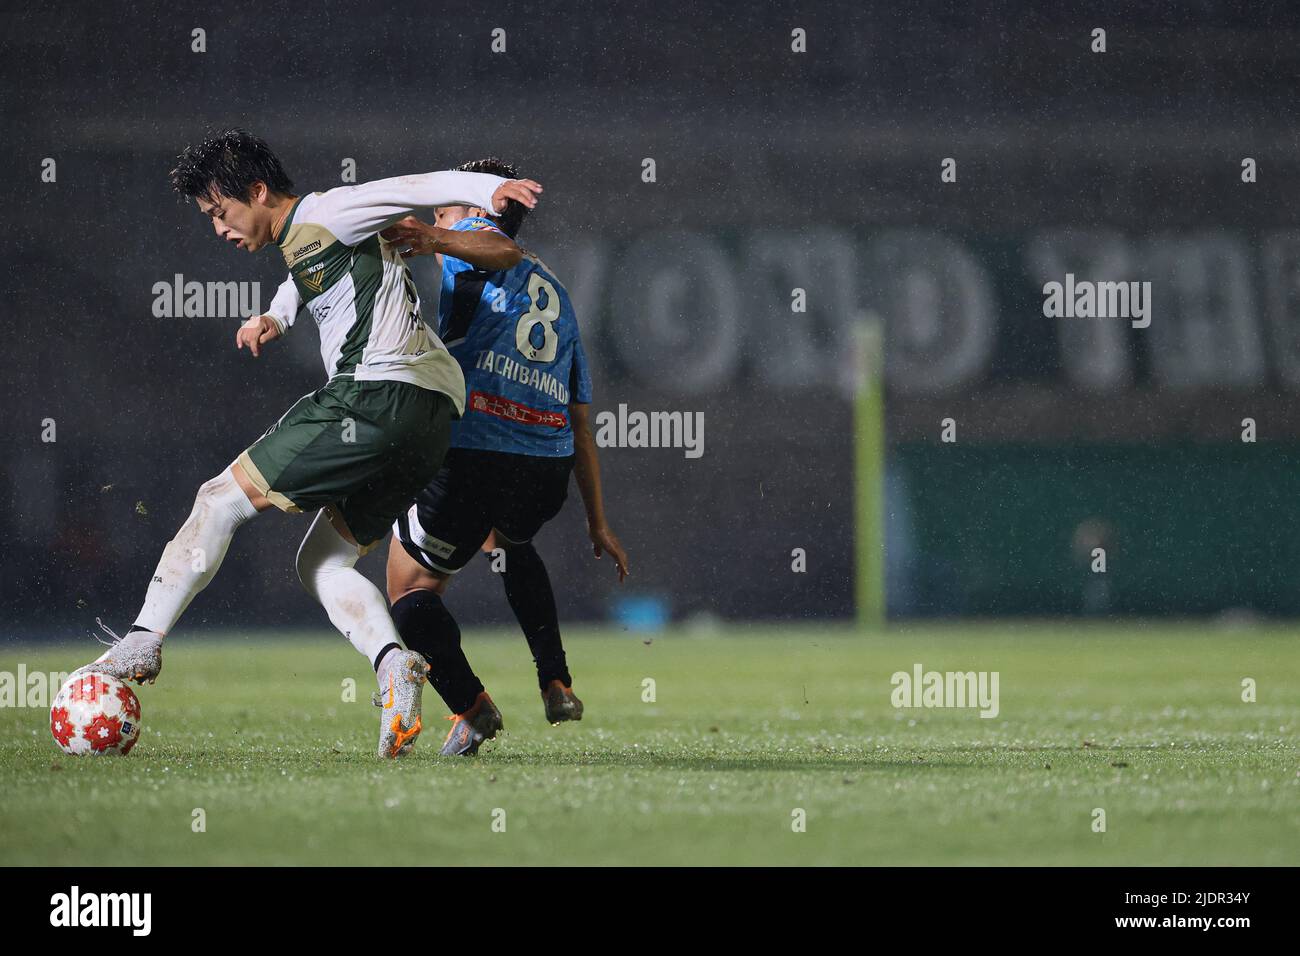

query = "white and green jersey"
267;171;505;414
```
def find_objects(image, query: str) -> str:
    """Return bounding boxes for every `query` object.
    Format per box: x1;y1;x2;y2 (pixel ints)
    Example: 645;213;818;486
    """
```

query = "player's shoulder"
279;190;345;239
287;190;332;219
288;187;374;238
523;250;569;294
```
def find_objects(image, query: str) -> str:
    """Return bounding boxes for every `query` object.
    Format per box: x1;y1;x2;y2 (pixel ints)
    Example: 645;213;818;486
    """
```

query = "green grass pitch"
1;623;1296;865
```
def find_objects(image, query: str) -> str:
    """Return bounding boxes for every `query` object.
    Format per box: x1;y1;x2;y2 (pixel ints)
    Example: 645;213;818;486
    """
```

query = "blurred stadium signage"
560;228;1300;395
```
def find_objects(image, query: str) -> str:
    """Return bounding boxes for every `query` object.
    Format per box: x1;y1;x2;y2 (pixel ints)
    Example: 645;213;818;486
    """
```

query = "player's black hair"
169;129;295;204
457;157;528;238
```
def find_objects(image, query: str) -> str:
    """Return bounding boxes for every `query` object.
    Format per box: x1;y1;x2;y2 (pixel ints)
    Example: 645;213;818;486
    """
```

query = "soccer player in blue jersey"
380;159;629;756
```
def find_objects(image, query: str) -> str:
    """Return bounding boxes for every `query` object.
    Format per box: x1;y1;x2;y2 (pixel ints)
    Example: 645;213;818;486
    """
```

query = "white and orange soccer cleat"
373;650;430;758
71;620;163;685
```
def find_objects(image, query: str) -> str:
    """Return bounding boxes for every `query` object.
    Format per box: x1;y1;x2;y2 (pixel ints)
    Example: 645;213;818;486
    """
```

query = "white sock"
133;468;259;635
296;510;402;670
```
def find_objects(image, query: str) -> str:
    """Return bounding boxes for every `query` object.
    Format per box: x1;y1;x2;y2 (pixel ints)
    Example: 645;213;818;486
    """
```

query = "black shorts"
393;448;574;574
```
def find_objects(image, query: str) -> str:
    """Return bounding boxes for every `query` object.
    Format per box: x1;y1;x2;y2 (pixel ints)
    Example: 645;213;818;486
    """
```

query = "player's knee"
385;579;410;605
296;517;358;596
384;564;447;600
295;539;337;595
492;533;533;554
390;583;433;609
188;469;258;532
388;572;448;604
196;473;226;500
193;471;233;513
294;539;321;596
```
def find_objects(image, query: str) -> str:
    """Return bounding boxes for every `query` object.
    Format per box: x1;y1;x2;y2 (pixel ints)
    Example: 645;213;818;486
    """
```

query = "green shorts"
238;376;454;547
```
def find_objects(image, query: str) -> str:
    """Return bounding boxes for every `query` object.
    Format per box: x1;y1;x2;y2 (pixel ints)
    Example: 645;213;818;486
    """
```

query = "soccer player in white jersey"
73;129;542;758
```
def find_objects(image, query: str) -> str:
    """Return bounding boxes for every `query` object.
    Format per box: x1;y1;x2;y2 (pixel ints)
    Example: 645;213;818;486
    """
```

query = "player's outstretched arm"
381;216;523;271
570;402;629;582
316;171;542;246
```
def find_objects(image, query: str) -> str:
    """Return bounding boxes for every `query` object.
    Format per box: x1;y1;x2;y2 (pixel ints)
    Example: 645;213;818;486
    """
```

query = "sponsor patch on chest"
287;238;322;263
298;261;327;293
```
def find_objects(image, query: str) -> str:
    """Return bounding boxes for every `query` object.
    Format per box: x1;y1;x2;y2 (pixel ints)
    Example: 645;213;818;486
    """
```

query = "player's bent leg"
385;537;494;743
297;509;405;665
76;466;264;684
267;383;455;756
495;537;582;722
296;510;428;758
385;534;450;601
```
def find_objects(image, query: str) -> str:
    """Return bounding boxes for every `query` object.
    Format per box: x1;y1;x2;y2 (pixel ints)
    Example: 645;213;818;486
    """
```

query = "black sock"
389;590;483;714
498;542;571;690
372;642;401;673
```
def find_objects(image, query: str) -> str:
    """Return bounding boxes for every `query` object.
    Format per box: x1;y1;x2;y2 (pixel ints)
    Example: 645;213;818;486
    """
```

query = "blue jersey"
437;217;592;457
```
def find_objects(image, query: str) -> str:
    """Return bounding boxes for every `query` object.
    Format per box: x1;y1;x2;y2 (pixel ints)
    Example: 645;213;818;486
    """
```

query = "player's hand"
236;314;282;357
380;216;446;258
589;523;629;582
492;178;543;214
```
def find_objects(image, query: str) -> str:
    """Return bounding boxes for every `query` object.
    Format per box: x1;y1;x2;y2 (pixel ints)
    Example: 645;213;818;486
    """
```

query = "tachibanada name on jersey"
438;216;592;457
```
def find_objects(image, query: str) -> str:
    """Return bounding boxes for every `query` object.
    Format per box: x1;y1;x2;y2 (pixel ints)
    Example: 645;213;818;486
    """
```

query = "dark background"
5;1;1300;637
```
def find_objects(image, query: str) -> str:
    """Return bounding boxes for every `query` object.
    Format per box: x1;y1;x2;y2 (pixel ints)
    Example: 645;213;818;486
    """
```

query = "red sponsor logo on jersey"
468;391;567;428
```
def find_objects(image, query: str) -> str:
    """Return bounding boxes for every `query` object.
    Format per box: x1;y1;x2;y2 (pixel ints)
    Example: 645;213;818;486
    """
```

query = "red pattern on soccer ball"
50;706;75;748
116;683;141;719
83;713;123;752
50;672;143;757
69;673;109;703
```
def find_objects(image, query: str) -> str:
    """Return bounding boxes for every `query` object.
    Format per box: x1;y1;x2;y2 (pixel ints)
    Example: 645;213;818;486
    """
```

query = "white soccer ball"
49;672;142;756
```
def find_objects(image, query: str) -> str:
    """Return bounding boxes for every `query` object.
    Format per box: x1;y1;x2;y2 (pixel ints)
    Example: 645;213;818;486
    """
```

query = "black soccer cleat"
542;680;584;724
